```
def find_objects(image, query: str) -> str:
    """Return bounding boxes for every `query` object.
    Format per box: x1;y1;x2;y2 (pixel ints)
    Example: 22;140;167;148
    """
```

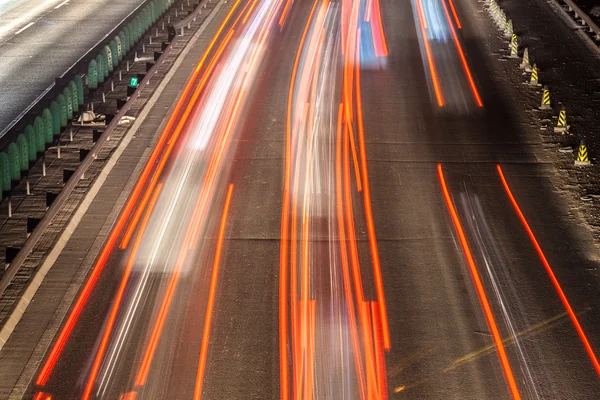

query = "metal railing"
173;0;211;34
562;0;600;40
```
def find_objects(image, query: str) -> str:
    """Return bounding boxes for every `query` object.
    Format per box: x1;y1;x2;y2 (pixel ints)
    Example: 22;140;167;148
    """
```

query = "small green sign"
129;77;139;87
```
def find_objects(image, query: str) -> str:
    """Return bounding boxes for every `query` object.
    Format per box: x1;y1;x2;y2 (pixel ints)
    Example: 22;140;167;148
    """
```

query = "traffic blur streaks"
437;164;522;400
32;0;287;397
411;0;481;110
497;165;600;376
279;0;390;398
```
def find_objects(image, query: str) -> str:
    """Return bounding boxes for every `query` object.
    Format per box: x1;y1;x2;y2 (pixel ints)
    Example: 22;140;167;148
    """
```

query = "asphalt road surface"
20;0;600;398
0;0;148;137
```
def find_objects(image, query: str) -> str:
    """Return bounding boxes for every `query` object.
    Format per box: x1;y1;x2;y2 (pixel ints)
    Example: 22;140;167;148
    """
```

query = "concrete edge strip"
0;0;227;353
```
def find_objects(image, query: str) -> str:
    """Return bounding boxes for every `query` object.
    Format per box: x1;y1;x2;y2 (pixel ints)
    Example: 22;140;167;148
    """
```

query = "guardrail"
173;0;210;33
561;0;600;40
0;0;175;199
0;28;179;300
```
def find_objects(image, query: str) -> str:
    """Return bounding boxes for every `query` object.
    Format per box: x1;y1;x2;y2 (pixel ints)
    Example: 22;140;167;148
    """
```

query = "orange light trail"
416;0;444;107
278;0;293;27
439;0;482;106
497;164;600;376
82;184;163;400
193;184;234;400
437;164;521;400
243;0;259;24
134;179;211;386
281;0;320;397
336;104;367;400
371;301;388;399
370;0;388;57
355;37;390;350
447;0;462;29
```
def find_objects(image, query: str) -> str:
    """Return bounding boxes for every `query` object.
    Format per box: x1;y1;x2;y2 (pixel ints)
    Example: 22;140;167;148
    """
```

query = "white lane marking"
54;0;69;9
15;22;34;35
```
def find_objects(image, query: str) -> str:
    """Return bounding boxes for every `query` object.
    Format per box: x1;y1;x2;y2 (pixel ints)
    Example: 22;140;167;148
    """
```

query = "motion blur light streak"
82;184;162;400
193;184;234;400
414;0;444;106
438;0;482;107
32;392;52;400
34;4;245;383
437;164;522;400
447;0;461;29
280;0;390;398
458;189;541;399
497;164;600;376
34;0;287;396
411;0;482;109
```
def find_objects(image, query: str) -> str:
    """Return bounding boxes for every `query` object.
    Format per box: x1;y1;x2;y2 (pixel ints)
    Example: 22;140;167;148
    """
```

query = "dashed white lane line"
54;0;70;9
15;22;34;35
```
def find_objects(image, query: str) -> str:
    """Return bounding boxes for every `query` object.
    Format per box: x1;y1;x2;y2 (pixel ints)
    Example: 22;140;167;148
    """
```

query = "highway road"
0;0;149;137
15;0;600;398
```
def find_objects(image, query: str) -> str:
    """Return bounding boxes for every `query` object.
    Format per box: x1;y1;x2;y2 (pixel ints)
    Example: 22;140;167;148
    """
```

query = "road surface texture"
1;0;600;399
0;0;148;137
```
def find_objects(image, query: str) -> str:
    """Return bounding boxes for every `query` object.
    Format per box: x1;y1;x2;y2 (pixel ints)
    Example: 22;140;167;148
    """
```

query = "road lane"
0;0;149;136
361;0;600;398
29;0;290;397
13;0;600;398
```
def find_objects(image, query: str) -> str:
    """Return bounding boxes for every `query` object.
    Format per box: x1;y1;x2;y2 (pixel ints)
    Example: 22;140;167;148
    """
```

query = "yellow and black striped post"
504;19;513;38
540;85;551;110
554;106;568;133
520;47;531;71
529;63;539;85
509;34;519;58
575;141;591;166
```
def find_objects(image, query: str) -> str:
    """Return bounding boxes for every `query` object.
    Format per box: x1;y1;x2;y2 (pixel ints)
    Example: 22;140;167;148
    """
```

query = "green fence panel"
127;23;134;47
135;16;142;40
74;75;84;105
57;94;68;128
109;41;118;67
104;45;114;73
62;87;73;120
50;101;61;136
144;7;151;30
150;1;156;22
42;108;53;143
25;126;37;161
95;54;105;83
88;59;98;89
33;117;45;152
8;142;20;182
113;37;122;62
132;17;138;41
69;81;78;111
0;152;9;195
120;29;129;55
17;134;28;172
101;52;109;78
